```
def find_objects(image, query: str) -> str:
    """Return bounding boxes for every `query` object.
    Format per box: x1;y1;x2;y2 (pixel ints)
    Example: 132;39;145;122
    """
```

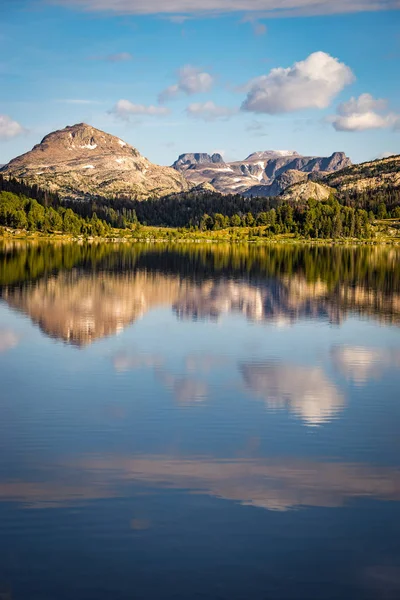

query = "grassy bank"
1;221;400;245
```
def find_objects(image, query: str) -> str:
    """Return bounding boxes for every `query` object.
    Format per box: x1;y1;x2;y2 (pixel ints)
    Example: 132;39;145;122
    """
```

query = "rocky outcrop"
0;123;190;201
172;150;352;196
325;154;400;194
280;180;335;203
173;153;225;170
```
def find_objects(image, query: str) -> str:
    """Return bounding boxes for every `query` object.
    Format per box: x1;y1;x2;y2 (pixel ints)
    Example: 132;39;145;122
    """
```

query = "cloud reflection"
241;361;344;426
331;345;400;385
0;328;19;353
157;370;208;404
4;454;400;512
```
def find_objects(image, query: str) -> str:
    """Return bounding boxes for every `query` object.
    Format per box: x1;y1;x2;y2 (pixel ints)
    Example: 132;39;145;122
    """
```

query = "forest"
0;173;399;240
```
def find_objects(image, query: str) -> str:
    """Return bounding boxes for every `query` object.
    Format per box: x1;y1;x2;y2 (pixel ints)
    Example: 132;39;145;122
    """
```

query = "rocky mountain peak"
172;153;225;171
1;123;189;200
36;123;141;159
245;150;300;161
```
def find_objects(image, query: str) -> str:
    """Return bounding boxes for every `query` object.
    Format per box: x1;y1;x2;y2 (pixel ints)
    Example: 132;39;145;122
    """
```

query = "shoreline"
0;233;400;246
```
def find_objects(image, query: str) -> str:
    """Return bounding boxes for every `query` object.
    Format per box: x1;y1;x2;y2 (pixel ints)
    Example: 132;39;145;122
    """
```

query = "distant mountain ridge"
2;122;398;203
172;149;352;197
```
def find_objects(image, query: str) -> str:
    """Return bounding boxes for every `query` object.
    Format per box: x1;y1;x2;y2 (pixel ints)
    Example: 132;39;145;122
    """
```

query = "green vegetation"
0;190;113;236
1;173;400;242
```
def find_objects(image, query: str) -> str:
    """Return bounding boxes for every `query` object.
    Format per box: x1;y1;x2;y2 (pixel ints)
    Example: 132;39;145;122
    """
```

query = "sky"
0;0;399;166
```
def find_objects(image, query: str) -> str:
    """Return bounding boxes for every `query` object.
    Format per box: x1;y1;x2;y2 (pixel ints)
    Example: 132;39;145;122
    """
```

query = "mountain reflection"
0;243;399;345
2;455;400;512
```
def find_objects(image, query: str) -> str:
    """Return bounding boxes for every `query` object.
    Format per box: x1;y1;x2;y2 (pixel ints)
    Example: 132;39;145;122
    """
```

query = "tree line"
1;173;400;239
0;190;112;236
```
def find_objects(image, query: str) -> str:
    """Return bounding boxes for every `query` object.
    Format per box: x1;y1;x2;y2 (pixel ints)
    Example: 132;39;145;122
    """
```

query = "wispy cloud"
241;15;267;36
186;101;237;121
159;65;214;103
89;52;133;62
56;99;101;105
48;0;400;18
110;99;171;120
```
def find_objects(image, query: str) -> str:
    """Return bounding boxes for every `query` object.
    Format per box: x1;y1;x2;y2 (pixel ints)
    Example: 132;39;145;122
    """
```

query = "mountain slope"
172;150;351;196
325;154;400;194
0;123;190;201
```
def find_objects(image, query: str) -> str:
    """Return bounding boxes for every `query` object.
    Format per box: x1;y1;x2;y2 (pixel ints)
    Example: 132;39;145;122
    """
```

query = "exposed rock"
173;153;225;171
172;149;352;196
325;154;400;194
243;170;308;198
280;180;334;203
0;123;190;201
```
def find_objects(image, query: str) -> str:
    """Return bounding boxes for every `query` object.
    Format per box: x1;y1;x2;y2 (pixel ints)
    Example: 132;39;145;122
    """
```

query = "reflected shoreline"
1;243;400;345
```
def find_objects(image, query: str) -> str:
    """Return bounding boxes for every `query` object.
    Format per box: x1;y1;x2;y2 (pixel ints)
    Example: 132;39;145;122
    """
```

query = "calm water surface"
0;242;400;600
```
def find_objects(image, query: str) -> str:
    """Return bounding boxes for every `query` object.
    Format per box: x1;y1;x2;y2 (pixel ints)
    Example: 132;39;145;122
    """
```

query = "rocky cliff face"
173;153;225;170
0;123;190;201
172;150;352;197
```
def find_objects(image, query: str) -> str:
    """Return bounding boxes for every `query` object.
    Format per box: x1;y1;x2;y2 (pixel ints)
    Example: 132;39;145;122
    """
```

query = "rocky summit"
172;149;352;197
0;123;190;201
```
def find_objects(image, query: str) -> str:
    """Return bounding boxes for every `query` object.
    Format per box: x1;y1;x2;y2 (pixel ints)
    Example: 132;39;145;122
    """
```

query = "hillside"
0;123;190;201
326;154;400;194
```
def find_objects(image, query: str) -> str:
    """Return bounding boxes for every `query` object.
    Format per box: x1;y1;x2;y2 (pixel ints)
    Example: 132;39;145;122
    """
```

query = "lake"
0;241;400;600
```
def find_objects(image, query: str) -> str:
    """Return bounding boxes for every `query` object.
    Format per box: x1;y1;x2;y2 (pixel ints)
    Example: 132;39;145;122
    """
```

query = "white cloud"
49;0;400;18
0;115;25;140
186;101;237;121
330;93;400;131
241;51;354;114
159;65;214;103
111;99;171;119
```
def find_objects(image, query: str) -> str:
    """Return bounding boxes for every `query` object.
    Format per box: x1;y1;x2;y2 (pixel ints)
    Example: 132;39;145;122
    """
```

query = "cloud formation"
330;93;400;131
48;0;400;18
186;101;237;121
0;115;25;140
159;65;214;103
111;99;170;119
241;51;354;114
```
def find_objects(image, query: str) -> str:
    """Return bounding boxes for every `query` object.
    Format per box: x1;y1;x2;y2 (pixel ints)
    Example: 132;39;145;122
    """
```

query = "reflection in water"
157;369;209;404
2;271;183;346
331;345;400;385
0;328;19;353
2;454;400;512
113;351;164;372
1;243;400;346
241;361;344;426
0;243;400;599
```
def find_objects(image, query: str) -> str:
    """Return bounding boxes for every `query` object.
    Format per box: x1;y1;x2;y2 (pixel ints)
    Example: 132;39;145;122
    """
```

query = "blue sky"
0;0;399;166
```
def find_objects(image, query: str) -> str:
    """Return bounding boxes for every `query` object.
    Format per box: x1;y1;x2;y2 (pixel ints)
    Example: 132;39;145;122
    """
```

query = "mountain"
172;150;352;196
0;123;190;201
325;154;400;194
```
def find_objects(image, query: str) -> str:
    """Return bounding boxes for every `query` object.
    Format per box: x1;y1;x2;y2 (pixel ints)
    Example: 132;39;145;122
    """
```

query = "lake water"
0;241;400;600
